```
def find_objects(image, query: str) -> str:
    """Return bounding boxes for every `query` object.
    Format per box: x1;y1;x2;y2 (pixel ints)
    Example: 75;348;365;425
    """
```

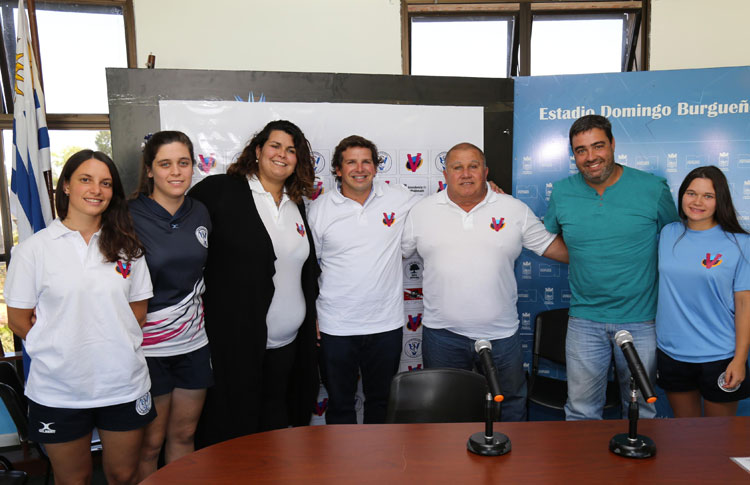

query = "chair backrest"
0;363;26;409
0;383;27;443
385;368;488;424
533;308;569;371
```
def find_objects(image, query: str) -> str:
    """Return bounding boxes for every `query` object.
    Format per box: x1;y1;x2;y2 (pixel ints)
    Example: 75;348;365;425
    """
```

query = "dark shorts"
657;348;750;403
28;392;156;444
146;344;214;397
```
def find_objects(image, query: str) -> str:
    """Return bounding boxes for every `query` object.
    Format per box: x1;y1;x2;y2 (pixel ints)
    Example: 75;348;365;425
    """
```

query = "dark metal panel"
106;68;514;195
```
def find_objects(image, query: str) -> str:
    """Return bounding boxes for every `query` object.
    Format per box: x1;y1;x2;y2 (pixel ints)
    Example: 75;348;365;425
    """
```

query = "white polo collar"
438;182;496;212
331;179;385;205
46;218;101;240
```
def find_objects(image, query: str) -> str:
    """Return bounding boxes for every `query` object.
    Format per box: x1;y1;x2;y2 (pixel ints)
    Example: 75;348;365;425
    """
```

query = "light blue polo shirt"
544;165;679;323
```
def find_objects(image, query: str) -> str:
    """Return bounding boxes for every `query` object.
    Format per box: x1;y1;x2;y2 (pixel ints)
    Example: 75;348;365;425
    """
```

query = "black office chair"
0;362;35;485
527;308;620;417
386;368;488;423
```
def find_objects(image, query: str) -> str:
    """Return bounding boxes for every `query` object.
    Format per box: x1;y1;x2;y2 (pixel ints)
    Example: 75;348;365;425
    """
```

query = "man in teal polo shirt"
544;115;679;420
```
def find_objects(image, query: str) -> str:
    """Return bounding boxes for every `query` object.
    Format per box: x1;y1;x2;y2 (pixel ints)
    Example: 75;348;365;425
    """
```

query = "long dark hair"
677;165;746;234
56;150;143;262
134;130;195;197
226;120;314;203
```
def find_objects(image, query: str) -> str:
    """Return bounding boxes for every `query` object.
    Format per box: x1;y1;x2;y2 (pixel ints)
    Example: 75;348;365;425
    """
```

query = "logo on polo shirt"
408;364;423;371
437;181;447;193
195;226;209;248
490;217;506;231
296;223;306;237
311;180;325;200
38;422;55;434
702;253;722;269
135;392;152;416
405;153;423;173
116;261;132;279
382;212;395;227
198;154;216;174
314;398;329;416
406;313;422;331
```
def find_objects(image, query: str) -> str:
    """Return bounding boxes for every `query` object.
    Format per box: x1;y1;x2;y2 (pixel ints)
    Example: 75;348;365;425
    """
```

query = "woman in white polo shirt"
5;150;154;485
189;120;319;446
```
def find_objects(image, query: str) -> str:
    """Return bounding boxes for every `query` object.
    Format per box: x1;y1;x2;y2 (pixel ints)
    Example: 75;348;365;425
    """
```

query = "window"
405;1;647;77
0;0;135;353
411;16;514;78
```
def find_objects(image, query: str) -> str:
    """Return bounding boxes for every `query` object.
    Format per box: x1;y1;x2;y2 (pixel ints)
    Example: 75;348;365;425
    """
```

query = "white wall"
132;0;403;74
650;0;750;70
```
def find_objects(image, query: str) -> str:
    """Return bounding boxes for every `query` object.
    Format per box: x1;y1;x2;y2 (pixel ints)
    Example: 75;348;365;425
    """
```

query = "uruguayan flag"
10;0;52;241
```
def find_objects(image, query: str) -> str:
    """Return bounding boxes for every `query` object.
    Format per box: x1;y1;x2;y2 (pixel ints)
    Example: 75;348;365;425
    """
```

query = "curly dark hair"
226;120;314;203
56;150;143;262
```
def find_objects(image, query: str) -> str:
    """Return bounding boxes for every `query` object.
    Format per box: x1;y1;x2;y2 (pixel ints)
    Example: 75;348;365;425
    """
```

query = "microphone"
474;340;504;403
614;330;657;403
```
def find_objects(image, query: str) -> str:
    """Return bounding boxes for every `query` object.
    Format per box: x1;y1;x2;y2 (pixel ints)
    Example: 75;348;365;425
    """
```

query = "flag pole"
25;0;54;218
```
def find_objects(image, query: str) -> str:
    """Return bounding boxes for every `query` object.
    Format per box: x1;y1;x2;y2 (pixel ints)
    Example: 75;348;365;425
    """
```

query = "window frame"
402;0;648;76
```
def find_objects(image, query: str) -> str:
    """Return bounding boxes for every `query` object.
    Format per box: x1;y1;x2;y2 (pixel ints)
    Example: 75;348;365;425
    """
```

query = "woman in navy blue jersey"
129;131;213;480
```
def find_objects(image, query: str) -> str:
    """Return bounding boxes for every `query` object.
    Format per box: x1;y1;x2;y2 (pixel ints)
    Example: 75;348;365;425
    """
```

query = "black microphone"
614;330;657;403
474;340;504;403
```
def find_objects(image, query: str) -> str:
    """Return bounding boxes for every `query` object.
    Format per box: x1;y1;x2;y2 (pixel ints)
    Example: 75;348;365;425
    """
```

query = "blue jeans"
565;317;657;420
319;328;403;424
422;327;527;421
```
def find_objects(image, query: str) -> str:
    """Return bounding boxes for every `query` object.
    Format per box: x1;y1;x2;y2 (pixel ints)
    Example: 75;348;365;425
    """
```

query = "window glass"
411;16;512;78
0;2;127;114
531;16;624;76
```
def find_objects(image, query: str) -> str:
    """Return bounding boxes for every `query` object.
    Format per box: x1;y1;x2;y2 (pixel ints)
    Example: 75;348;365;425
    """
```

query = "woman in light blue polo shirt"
656;165;750;417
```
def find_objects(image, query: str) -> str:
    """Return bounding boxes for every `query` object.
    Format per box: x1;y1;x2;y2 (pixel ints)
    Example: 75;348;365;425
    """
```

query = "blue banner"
512;66;750;416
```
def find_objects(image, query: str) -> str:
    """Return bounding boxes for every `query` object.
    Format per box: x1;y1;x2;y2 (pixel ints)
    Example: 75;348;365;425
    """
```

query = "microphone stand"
609;376;656;459
467;393;511;456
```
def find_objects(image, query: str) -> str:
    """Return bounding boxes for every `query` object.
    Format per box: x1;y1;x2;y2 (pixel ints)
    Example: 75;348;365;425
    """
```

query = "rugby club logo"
406;313;422;331
311;180;324;200
296;223;306;237
314;398;329;416
490;217;505;231
116;261;132;279
312;151;327;175
198;154;216;174
406;153;423;173
702;253;722;269
383;212;395;227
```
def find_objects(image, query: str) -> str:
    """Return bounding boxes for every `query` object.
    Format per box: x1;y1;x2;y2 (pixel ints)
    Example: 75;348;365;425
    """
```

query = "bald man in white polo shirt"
402;142;568;421
308;135;420;424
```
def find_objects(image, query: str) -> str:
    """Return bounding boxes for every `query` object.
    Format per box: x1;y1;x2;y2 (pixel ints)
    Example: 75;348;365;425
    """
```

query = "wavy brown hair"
226;120;314;203
56;150;143;262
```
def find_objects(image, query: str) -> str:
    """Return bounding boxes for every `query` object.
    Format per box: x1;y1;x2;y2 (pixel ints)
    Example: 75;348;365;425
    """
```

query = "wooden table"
142;417;750;484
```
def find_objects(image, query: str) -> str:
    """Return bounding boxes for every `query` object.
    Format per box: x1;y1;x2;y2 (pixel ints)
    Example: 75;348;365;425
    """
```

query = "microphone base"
609;433;656;459
467;432;511;456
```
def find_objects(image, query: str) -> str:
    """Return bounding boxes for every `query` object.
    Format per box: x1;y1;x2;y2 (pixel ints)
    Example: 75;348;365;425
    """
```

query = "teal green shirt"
544;165;678;323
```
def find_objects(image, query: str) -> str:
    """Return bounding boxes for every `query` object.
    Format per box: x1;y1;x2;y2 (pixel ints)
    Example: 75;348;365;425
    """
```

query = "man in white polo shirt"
401;142;568;421
308;135;420;424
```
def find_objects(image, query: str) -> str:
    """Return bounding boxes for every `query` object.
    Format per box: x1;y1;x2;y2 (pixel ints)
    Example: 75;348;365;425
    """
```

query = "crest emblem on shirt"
702;253;722;269
135;392;152;416
490;217;506;231
195;226;209;248
405;153;423;173
296;223;306;237
383;212;396;227
116;261;132;279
